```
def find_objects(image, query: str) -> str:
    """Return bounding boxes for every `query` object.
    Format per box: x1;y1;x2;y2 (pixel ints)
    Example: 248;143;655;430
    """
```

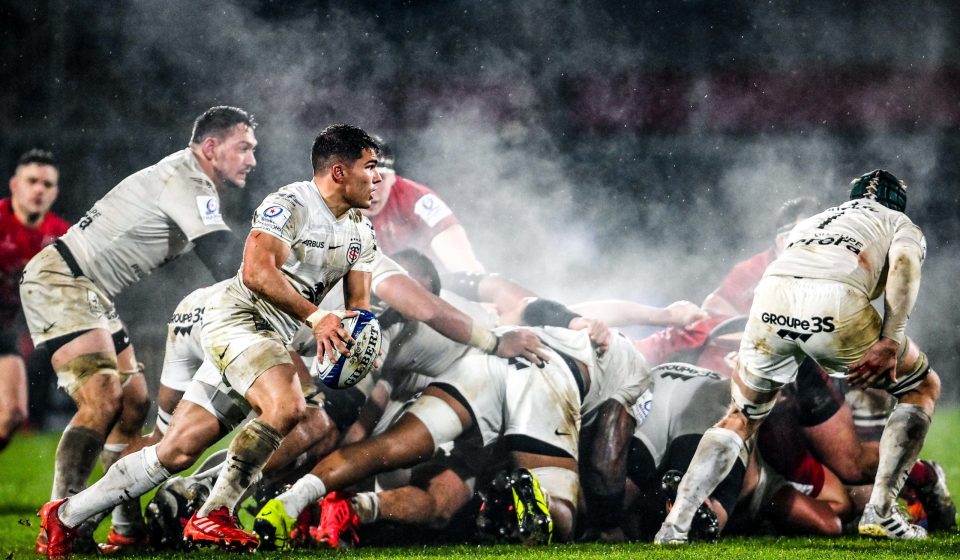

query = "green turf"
2;410;960;559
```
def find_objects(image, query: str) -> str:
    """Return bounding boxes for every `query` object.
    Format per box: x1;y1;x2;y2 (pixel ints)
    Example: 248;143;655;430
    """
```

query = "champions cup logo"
206;198;218;213
347;242;361;264
263;206;284;218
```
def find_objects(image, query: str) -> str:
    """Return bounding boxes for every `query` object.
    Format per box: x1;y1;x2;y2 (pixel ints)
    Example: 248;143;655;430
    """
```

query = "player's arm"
442;271;537;320
846;233;924;388
569;299;707;328
193;230;245;281
342;268;373;311
429;224;485;273
522;297;612;353
241;230;353;360
374;272;549;364
581;399;636;532
700;291;740;317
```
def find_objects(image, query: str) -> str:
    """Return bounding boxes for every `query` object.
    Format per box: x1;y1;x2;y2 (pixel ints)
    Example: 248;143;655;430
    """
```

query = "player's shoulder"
149;149;217;195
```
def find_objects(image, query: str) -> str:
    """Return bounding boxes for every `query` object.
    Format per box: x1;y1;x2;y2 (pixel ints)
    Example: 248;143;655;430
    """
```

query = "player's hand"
667;300;708;327
496;328;550;367
313;310;358;362
846;337;899;389
569;317;611;354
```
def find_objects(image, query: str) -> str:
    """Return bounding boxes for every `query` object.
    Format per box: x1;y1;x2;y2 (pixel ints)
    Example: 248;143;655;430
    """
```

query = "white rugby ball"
315;309;381;389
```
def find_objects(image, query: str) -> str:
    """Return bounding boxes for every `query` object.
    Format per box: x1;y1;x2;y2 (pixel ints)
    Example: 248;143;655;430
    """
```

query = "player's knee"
0;404;27;439
548;498;576;542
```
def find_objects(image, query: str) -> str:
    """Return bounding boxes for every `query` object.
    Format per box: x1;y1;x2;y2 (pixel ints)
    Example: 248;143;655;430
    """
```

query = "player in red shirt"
0;149;69;450
363;138;484;273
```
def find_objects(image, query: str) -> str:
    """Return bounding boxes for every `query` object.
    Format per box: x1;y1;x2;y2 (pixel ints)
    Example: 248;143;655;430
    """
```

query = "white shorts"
200;289;292;396
738;276;881;391
160;324;203;393
183;360;252;429
430;351;581;460
20;245;124;346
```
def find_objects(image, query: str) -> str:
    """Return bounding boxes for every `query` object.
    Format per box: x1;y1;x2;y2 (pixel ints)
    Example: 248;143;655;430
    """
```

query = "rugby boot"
310;492;360;550
37;499;78;559
510;468;553;545
914;460;957;532
253;498;310;551
145;477;209;550
858;503;928;540
183;506;259;551
653;522;689;545
476;470;517;542
97;527;148;555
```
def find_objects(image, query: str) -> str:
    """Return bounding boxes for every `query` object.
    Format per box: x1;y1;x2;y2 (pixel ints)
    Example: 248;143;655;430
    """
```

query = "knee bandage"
55;352;119;396
404;395;464;450
731;382;777;420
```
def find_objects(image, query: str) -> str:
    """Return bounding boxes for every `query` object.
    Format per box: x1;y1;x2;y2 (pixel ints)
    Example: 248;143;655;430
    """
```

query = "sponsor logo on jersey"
173;324;193;337
761;312;835;333
413;194;453;228
347;241;361;264
254;205;292;234
658;363;721;381
632;388;654;426
786;233;863;255
196;195;225;226
302;239;325;248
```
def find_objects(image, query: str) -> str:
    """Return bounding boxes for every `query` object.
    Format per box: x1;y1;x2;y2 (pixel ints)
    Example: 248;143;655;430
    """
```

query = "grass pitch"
2;411;960;559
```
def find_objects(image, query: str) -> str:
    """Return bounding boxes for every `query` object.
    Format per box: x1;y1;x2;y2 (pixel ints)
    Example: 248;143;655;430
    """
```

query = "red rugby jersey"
0;198;70;326
370;176;460;256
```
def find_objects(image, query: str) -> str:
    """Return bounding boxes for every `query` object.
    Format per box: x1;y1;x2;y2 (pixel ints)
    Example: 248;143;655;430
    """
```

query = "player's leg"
860;339;939;539
48;329;123;499
256;385;469;549
656;371;780;543
0;339;28;451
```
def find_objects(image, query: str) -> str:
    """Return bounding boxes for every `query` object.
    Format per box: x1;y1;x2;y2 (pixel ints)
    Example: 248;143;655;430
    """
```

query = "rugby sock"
187;449;229;482
51;426;105;499
662;427;744;532
351;492;380;524
869;403;931;516
100;442;128;470
59;445;170;528
99;442;145;533
277;474;327;519
197;419;282;517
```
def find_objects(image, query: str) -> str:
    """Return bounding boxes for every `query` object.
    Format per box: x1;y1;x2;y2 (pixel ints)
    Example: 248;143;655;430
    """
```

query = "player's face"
9;163;59;220
362;168;396;217
343;148;382;209
212;124;257;188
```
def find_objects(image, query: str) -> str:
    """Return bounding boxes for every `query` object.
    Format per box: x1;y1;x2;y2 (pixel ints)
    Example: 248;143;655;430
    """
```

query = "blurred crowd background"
3;0;959;424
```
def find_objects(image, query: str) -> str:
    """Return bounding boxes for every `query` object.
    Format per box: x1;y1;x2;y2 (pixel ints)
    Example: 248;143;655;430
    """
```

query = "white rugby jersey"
501;326;652;427
226;180;379;343
765;199;925;298
61;149;230;297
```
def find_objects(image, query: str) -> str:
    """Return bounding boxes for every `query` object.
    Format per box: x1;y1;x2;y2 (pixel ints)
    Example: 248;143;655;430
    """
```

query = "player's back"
60;149;228;297
764;199;924;298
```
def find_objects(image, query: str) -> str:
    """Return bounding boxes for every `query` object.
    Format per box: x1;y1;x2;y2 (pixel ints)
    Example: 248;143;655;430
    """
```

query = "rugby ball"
314;309;382;389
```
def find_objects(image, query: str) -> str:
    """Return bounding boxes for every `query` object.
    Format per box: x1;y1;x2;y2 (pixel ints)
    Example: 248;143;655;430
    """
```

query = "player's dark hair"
311;124;381;173
370;134;395;171
392;249;442;296
190;106;256;144
16;148;57;170
774;196;820;235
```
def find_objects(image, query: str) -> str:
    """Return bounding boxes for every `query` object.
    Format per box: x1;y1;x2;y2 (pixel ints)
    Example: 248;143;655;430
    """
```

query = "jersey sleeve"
250;192;306;246
891;216;926;263
402;180;460;234
157;179;231;241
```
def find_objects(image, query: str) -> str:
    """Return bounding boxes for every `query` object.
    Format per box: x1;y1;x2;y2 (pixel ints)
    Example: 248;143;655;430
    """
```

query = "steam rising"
10;1;957;400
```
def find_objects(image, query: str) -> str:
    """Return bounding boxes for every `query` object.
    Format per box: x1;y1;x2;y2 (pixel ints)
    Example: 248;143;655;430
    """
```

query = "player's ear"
331;163;347;182
200;136;219;161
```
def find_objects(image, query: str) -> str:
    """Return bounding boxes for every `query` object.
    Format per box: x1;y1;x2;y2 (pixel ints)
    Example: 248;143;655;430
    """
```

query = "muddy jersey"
225;180;379;342
764;199;925;299
500;326;651;426
633;363;730;468
59;149;230;297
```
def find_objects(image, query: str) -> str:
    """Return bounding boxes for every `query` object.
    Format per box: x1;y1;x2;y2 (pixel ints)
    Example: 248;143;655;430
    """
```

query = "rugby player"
34;123;379;557
0;149;68;450
656;170;939;543
21;106;254;549
255;297;649;547
363;137;484;273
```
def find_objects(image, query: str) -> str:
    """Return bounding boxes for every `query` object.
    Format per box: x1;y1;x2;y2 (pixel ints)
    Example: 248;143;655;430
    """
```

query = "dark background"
3;0;959;421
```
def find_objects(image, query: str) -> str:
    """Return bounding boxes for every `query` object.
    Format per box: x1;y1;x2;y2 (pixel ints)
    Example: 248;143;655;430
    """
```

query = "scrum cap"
849;169;907;212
